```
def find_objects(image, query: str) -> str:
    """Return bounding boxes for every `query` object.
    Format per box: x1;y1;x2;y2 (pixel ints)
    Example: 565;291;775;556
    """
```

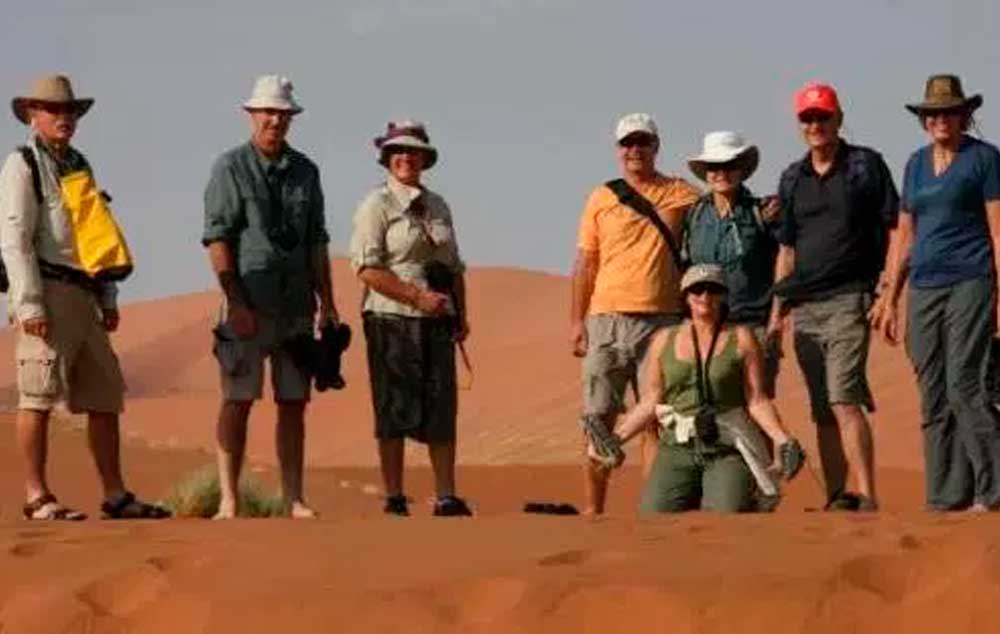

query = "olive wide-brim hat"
905;74;983;116
11;74;93;124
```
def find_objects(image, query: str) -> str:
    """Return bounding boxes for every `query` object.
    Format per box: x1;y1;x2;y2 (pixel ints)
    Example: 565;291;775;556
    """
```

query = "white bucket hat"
374;120;438;169
687;131;759;182
242;75;303;114
614;113;659;142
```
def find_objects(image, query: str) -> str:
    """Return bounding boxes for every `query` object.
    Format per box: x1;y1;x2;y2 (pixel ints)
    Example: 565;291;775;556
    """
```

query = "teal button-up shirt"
202;142;329;318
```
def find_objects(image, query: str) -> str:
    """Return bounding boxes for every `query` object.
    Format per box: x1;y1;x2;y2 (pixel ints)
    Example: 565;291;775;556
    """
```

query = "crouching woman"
610;264;803;512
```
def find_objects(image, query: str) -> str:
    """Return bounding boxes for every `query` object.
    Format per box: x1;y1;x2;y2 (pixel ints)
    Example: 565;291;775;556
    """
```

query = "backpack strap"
17;146;43;207
605;178;686;271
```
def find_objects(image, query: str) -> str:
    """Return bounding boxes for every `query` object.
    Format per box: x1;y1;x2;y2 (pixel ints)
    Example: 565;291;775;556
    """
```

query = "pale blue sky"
2;0;998;302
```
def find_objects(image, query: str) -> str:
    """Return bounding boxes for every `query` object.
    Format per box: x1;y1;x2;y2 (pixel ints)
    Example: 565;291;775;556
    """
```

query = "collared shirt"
577;173;700;315
202;142;329;318
684;187;778;325
0;134;117;322
776;141;899;302
349;175;465;317
902;135;1000;289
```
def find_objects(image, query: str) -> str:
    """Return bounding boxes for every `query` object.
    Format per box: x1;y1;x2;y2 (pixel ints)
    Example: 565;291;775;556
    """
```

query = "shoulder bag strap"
17;146;43;206
691;323;723;407
605;178;685;271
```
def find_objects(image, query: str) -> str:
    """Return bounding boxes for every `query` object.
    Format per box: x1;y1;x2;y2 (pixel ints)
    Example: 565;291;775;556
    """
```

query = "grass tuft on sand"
163;465;285;518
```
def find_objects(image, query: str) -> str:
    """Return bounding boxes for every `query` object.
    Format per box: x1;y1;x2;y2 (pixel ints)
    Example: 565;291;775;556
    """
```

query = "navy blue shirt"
776;141;899;302
902;135;1000;289
684;188;778;325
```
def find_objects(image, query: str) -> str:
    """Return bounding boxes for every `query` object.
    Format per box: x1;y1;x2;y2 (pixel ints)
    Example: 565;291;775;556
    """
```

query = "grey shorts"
212;311;312;402
792;292;874;425
581;312;680;416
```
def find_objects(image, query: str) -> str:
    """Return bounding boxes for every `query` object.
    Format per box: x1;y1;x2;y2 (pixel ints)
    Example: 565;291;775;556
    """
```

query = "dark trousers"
908;277;1000;509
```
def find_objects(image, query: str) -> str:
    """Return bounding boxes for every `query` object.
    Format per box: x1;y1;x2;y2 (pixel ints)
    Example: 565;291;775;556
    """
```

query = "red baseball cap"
794;82;841;116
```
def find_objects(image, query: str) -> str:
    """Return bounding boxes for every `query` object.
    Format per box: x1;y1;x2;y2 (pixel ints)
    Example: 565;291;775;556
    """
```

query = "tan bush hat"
680;263;728;294
374;120;438;169
11;74;93;124
905;74;982;116
242;75;303;114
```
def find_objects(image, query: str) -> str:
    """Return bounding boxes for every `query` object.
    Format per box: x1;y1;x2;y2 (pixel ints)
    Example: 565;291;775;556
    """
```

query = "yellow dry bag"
59;170;133;281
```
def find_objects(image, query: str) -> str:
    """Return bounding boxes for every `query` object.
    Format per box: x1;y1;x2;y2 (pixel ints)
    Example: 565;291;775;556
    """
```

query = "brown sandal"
22;494;87;521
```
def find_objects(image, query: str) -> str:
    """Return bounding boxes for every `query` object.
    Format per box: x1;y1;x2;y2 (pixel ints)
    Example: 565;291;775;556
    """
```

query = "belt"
39;260;101;294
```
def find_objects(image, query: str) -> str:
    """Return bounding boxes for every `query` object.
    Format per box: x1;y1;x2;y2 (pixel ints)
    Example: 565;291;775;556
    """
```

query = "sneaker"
824;491;861;512
383;494;409;517
433;495;473;517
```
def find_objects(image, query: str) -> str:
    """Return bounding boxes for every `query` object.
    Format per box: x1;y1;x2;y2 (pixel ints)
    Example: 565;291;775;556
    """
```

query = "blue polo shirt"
902;136;1000;289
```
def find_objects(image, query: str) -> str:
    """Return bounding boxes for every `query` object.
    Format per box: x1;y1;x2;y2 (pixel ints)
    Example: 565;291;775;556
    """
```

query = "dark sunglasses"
923;107;966;119
798;111;833;125
687;283;725;297
705;159;742;173
619;134;656;149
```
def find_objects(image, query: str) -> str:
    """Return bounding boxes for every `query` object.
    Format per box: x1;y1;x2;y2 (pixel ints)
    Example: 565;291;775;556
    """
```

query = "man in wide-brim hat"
0;74;168;520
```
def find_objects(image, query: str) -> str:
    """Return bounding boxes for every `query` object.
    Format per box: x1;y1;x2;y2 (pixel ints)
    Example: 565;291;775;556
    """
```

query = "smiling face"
28;102;79;146
922;108;967;145
798;108;842;151
617;132;658;178
387;147;426;186
248;108;293;157
685;283;726;320
704;161;743;196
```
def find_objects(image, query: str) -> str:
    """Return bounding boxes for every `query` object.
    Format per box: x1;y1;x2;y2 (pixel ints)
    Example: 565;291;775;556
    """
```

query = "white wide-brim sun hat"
687;131;759;182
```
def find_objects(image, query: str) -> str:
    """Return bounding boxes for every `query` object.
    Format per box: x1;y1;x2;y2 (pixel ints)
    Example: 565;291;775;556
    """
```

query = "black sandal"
383;494;410;517
22;494;87;521
433;495;473;517
100;491;171;520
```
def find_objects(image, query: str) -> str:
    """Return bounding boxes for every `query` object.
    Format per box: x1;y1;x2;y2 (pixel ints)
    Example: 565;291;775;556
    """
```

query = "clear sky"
2;0;998;303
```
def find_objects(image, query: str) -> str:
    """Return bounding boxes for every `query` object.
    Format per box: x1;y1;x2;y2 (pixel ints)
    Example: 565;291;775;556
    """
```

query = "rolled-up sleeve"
202;158;243;246
0;152;45;322
349;192;387;273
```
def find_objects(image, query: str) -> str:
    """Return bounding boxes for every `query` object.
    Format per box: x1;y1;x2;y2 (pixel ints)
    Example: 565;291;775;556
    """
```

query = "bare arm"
453;273;469;339
739;327;791;446
357;267;448;316
766;245;795;339
615;329;669;443
311;244;339;324
870;214;914;345
207;240;257;337
985;199;1000;294
570;248;598;356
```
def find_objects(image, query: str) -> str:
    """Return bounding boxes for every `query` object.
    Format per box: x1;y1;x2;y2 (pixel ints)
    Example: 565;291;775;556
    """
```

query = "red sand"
0;262;989;634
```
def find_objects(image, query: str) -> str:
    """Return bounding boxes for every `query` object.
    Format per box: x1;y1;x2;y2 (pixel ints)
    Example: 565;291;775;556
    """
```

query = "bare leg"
832;404;877;505
815;421;848;500
378;439;405;497
215;400;252;519
17;408;51;502
276;400;315;518
428;441;456;499
640;424;659;481
86;412;127;500
583;414;615;516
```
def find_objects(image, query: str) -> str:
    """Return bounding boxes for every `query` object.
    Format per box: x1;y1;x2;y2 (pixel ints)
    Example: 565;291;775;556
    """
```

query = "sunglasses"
31;102;78;116
687;283;725;297
923;107;966;119
705;160;742;174
798;111;833;125
619;134;656;149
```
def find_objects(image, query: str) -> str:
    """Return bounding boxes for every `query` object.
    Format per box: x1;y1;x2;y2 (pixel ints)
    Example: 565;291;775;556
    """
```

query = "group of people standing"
576;75;1000;515
1;70;998;521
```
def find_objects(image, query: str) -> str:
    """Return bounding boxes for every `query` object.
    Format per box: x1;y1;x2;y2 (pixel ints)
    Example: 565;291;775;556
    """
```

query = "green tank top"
659;325;745;416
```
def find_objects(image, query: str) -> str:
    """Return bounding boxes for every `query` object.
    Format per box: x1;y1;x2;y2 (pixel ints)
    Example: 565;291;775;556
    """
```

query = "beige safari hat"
680;263;728;294
11;74;93;124
374;120;438;169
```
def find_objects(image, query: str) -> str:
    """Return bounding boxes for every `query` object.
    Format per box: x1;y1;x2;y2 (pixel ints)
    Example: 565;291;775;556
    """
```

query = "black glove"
779;438;805;480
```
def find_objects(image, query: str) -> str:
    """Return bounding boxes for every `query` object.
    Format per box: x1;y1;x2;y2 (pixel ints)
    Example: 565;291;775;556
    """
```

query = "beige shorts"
15;281;125;414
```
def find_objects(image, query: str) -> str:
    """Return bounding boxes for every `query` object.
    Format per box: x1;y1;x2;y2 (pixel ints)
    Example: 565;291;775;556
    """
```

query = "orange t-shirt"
577;174;700;315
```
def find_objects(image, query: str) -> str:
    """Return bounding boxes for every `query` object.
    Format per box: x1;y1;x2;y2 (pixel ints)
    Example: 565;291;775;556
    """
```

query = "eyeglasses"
798;111;833;125
687;283;725;296
705;160;741;173
619;134;656;149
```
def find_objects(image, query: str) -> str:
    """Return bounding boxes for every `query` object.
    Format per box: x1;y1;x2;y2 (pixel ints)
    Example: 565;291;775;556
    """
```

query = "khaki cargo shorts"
15;281;125;414
791;291;875;426
212;310;312;402
581;312;680;416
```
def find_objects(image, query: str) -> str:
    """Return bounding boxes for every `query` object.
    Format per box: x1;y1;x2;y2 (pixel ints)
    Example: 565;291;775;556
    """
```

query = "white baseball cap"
614;113;659;142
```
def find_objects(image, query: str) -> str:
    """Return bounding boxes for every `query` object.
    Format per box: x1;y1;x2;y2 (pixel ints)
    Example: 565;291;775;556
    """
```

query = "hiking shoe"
433;495;473;517
383;494;409;517
824;491;861;511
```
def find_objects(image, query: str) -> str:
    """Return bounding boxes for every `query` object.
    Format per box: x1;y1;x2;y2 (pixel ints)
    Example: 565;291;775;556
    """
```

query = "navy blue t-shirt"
902;136;1000;288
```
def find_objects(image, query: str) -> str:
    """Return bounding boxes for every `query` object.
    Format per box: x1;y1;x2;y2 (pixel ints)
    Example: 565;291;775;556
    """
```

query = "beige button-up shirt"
0;136;117;322
349;176;464;317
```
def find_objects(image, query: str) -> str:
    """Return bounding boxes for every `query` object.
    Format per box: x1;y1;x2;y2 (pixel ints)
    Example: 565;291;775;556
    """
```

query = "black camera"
694;406;720;445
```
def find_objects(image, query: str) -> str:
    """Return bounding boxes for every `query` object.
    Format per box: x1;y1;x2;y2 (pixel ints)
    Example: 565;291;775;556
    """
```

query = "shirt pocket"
17;348;61;398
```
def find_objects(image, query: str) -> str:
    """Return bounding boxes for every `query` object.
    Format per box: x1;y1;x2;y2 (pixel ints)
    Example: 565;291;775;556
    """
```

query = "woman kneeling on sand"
594;264;803;512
